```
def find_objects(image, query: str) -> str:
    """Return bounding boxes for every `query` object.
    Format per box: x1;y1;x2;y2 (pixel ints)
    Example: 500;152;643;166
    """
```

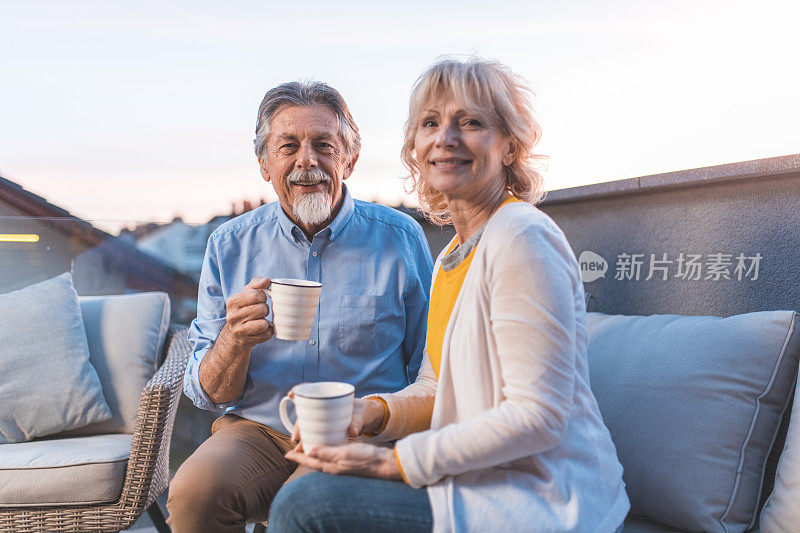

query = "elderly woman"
268;58;630;532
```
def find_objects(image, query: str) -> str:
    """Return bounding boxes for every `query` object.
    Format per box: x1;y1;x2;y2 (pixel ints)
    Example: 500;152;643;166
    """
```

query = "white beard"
286;168;334;227
292;190;333;227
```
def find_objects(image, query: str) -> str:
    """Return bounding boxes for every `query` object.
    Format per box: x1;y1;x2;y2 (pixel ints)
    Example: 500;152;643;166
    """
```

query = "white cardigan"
373;202;630;532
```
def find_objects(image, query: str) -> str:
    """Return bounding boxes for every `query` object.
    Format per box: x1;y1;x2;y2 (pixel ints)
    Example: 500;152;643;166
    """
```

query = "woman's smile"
428;157;472;171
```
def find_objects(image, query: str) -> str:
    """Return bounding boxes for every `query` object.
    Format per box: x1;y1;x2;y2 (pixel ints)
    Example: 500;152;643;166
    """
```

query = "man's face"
258;104;357;235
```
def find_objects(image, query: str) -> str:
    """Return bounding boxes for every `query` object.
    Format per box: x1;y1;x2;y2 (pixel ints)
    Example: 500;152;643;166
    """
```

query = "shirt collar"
276;184;356;243
326;184;355;241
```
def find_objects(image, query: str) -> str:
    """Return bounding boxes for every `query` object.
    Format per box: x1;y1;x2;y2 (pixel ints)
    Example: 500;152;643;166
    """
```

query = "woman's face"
414;93;514;204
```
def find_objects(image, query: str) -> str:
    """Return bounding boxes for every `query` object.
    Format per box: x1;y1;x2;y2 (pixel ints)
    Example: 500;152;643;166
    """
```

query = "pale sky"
1;0;798;234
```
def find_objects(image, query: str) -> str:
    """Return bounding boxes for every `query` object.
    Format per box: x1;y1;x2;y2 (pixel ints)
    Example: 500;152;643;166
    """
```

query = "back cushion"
586;311;799;533
759;373;800;532
58;292;170;435
0;273;112;443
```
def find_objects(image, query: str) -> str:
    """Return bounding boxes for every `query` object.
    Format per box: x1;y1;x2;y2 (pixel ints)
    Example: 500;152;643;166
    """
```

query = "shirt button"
308;339;316;345
312;251;318;257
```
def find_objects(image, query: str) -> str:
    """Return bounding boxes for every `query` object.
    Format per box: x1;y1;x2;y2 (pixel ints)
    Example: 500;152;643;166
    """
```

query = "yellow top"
427;195;520;378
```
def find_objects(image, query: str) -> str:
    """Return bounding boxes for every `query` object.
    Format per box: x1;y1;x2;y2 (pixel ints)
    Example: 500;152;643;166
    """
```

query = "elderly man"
167;81;433;532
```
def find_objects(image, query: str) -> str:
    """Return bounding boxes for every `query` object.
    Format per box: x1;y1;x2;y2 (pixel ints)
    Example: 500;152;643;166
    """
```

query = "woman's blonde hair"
401;57;546;225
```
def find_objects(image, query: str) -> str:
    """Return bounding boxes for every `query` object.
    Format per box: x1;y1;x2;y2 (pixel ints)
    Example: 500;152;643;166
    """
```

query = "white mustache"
286;168;332;186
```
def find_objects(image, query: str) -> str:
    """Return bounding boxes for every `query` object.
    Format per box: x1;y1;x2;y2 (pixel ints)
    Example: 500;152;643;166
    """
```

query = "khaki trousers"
166;414;309;533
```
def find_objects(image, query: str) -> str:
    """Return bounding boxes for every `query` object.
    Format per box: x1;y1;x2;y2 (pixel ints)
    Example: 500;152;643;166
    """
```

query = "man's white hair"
253;81;361;161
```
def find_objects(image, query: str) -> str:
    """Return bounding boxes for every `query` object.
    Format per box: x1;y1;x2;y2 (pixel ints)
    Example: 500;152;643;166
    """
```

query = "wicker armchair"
0;325;191;533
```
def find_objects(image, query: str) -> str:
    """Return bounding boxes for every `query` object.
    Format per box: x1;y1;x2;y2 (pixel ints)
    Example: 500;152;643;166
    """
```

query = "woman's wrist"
380;446;403;480
362;398;388;435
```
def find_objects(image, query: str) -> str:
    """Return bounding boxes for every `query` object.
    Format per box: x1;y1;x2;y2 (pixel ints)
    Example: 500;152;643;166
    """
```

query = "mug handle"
264;287;273;322
278;395;295;434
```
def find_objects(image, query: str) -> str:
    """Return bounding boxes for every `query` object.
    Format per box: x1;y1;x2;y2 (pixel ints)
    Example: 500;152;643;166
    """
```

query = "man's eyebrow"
275;134;297;142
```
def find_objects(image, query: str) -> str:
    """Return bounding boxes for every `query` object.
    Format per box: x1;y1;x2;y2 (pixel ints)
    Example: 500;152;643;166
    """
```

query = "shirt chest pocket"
337;295;379;355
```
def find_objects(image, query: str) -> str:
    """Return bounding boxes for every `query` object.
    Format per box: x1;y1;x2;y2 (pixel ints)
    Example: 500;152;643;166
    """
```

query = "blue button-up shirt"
185;187;433;433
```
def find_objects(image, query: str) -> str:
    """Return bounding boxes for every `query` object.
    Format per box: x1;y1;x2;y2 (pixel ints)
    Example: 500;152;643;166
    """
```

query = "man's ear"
258;157;271;182
342;152;360;181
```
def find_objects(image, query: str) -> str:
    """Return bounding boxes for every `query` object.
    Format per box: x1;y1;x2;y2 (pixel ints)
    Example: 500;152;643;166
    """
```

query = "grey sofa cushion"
587;311;800;533
0;434;132;506
622;517;682;532
0;273;112;443
55;292;171;436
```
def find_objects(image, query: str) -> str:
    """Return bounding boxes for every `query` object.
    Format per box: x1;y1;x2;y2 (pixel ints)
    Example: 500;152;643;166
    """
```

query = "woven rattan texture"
0;325;190;532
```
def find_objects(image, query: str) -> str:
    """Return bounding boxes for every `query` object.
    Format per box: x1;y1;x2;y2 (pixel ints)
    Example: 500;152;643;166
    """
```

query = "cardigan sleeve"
366;344;438;441
395;220;580;488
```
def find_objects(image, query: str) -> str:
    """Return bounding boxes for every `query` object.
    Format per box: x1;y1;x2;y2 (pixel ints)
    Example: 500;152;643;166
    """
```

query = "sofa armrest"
146;325;191;391
113;325;190;527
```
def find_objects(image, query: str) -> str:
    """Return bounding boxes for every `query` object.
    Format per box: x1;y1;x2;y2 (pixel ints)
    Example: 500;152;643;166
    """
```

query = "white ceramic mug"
266;278;322;341
279;382;354;449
